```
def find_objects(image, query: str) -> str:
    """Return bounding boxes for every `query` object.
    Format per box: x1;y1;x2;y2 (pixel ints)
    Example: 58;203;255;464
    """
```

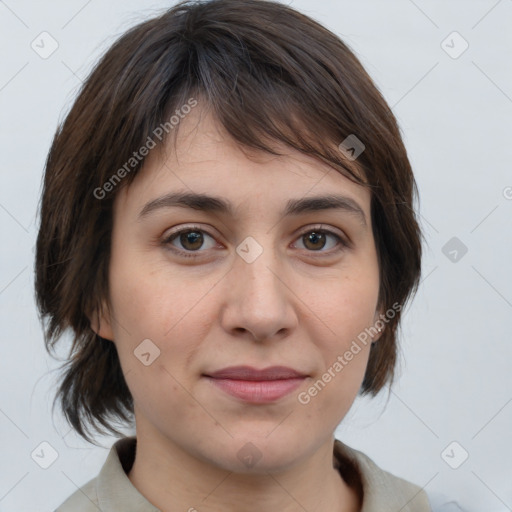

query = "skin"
93;104;384;512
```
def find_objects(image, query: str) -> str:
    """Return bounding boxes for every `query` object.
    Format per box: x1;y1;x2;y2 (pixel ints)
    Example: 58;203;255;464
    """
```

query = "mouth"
202;365;308;404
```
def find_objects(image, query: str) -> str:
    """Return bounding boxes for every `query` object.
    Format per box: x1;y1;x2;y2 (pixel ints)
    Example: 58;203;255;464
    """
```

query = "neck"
127;429;361;512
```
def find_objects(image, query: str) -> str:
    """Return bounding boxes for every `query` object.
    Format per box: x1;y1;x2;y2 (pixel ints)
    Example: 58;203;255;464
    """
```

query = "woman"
35;0;430;510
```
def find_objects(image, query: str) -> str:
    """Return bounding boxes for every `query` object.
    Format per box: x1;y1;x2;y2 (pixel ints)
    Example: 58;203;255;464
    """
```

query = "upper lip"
204;365;307;381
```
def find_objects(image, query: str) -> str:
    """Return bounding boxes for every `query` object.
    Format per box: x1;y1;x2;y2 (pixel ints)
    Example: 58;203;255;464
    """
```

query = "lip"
203;366;308;403
205;365;307;380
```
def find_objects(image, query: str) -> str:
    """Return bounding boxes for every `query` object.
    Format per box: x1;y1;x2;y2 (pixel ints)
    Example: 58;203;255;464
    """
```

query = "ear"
89;300;114;341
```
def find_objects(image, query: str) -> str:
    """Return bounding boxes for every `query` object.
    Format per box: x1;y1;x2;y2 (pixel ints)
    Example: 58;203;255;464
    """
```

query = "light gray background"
1;0;511;511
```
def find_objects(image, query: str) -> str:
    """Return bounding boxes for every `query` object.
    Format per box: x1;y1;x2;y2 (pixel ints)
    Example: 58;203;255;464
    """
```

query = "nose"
219;239;298;343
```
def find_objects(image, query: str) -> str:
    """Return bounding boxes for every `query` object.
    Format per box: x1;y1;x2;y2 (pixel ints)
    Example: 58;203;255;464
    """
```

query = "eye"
293;225;348;254
162;225;218;258
162;224;349;260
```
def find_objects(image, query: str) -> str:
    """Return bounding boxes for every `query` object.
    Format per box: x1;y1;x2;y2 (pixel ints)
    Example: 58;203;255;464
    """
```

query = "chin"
201;433;312;474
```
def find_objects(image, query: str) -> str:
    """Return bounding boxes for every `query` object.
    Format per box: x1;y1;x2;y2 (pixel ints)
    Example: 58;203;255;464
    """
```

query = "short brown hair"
35;0;422;442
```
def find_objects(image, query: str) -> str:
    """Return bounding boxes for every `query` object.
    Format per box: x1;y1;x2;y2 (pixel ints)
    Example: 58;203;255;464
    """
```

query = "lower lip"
205;377;306;403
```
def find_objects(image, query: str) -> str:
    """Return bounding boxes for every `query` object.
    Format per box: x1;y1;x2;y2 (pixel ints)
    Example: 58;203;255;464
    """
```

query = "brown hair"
35;0;422;443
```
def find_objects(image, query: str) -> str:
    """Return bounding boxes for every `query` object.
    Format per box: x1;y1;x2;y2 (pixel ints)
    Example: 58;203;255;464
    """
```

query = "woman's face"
97;106;382;473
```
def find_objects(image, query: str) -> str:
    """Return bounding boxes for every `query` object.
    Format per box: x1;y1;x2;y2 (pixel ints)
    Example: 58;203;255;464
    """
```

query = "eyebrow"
138;192;367;226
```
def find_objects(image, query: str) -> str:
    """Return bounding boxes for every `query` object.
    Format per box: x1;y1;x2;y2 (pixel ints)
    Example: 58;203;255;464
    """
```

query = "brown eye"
177;230;204;250
294;227;348;254
163;226;217;258
302;231;327;251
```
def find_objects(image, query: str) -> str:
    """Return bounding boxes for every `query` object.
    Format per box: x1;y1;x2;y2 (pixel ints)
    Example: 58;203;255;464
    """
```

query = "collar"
92;436;430;511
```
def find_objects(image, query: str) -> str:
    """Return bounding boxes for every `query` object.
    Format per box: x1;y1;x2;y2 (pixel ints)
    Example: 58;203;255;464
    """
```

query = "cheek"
299;267;378;410
107;257;222;405
299;280;376;419
108;244;212;339
106;265;212;423
305;267;379;346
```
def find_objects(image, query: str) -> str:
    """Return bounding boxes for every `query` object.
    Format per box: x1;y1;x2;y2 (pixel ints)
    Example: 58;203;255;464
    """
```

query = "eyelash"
162;224;349;259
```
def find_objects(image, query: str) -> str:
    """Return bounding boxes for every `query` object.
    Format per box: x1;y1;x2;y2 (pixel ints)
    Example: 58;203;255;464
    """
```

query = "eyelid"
162;224;216;241
295;224;349;244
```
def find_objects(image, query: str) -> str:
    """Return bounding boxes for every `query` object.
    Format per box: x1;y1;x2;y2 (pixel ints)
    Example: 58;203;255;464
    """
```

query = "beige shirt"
56;437;432;511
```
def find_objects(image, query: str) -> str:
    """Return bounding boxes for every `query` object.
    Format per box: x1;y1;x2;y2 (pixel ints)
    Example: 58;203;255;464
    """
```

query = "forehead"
115;105;371;217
